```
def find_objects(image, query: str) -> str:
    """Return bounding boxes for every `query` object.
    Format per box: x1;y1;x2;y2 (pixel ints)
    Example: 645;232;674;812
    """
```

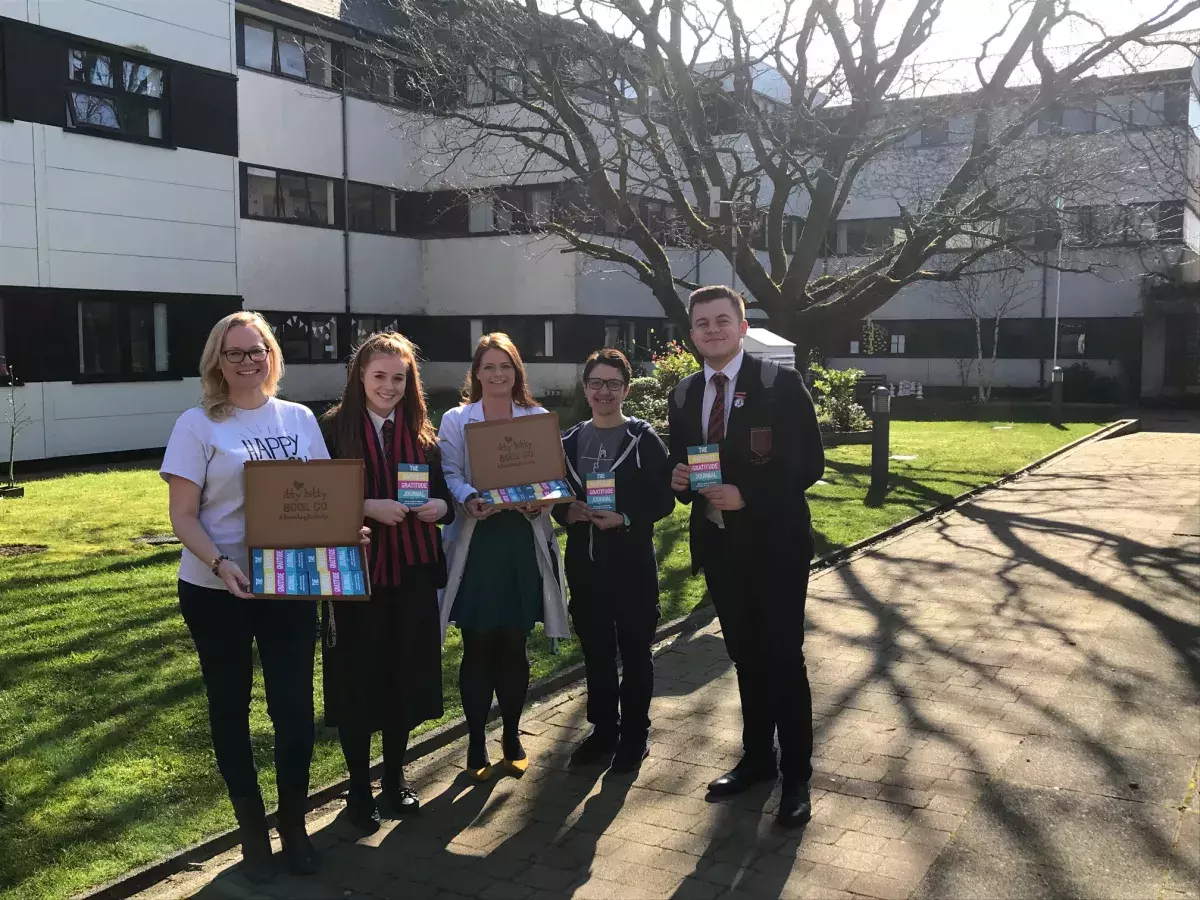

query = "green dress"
451;510;544;634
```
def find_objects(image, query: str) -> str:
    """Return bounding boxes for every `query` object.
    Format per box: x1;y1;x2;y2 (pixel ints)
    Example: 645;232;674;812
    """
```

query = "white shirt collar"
367;408;395;434
704;349;745;384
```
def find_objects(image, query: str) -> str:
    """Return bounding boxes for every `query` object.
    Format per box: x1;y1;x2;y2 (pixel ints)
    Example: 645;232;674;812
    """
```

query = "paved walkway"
139;420;1200;900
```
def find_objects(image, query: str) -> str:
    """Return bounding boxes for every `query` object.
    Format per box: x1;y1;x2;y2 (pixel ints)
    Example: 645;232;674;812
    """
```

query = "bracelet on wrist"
210;554;232;577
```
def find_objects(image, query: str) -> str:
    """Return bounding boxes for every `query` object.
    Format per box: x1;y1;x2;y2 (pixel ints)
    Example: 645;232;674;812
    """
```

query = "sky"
562;0;1199;91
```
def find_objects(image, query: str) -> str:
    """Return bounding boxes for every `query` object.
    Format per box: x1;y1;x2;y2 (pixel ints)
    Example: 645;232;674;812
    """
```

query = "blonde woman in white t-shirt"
160;311;328;883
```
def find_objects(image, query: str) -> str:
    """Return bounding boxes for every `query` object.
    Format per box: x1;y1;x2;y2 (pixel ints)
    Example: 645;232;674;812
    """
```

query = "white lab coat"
436;400;569;642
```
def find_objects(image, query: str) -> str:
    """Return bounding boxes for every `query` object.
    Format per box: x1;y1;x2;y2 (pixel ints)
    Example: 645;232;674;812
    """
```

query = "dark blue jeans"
178;580;316;806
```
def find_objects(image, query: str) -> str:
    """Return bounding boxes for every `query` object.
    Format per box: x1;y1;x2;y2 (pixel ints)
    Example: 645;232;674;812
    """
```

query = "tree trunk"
974;315;986;404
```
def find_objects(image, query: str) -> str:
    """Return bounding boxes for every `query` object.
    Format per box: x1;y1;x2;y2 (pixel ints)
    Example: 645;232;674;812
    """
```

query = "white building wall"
17;0;234;72
276;363;345;405
238;70;344;177
0;120;38;286
239;219;344;312
348;233;424;313
344;98;424;188
7;126;241;294
423;234;577;315
5;379;209;462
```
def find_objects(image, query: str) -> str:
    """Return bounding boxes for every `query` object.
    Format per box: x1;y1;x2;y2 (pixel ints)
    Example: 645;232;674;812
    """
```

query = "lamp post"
1051;365;1064;427
1050;196;1066;409
712;195;739;291
871;386;891;494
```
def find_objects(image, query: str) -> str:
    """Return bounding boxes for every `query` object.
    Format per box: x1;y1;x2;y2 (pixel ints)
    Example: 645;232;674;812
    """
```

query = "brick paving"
137;419;1200;900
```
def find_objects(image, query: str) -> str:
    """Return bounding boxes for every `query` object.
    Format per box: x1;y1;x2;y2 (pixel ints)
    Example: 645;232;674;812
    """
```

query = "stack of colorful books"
251;547;367;596
481;479;573;506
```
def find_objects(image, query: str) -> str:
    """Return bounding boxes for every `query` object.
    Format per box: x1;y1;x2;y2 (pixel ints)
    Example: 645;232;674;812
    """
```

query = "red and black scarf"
361;409;438;586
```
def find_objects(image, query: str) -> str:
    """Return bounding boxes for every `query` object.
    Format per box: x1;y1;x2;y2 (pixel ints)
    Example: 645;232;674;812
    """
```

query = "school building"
1;0;1197;462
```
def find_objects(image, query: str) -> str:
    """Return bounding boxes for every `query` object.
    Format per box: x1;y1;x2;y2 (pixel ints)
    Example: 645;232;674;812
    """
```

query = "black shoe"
570;731;619;768
706;756;779;799
277;810;321;876
609;740;649;775
345;787;381;835
383;780;420;816
777;780;812;828
230;795;276;885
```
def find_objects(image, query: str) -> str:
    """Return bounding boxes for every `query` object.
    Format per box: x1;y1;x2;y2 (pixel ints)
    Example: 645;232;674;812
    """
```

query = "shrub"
623;376;667;431
810;363;870;432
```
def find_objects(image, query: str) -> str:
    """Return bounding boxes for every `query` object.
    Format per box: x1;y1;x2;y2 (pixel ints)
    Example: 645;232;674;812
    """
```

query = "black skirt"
321;565;444;733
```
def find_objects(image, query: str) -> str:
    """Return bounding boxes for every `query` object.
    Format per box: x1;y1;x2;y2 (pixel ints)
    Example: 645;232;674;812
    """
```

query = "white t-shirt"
160;398;330;589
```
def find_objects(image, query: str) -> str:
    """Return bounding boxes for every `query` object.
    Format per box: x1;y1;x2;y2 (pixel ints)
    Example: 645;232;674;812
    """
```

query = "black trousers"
178;580;316;808
700;520;814;782
567;554;659;744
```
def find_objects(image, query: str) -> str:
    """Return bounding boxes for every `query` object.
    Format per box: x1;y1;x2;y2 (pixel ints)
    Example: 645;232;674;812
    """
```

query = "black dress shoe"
345;789;381;835
777;780;812;828
383;781;420;816
609;741;649;775
570;730;619;768
706;757;779;798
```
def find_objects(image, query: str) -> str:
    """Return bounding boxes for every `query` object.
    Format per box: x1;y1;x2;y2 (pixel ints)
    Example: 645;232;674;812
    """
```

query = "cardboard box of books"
243;459;370;600
464;412;574;509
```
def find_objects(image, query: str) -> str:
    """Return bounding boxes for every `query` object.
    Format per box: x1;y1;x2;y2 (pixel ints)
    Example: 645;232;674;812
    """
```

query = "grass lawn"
0;420;1103;900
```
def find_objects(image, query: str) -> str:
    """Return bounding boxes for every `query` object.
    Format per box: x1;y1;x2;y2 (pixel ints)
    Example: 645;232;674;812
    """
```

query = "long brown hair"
322;332;438;460
461;332;537;408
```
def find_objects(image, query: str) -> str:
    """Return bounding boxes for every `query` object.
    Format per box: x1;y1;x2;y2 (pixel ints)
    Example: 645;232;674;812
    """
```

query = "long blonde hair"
200;311;284;421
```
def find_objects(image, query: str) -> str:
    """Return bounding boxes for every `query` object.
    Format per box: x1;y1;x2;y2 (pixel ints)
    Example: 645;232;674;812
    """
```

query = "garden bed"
822;429;872;446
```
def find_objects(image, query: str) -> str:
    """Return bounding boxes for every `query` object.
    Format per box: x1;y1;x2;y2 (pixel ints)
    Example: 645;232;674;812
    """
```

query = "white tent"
744;327;796;369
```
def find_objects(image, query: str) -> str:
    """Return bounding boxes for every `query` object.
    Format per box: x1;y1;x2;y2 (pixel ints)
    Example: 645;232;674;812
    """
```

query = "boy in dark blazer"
668;285;825;827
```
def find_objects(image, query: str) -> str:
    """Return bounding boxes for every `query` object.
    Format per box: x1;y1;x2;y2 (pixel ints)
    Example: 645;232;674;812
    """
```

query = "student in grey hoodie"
554;348;676;774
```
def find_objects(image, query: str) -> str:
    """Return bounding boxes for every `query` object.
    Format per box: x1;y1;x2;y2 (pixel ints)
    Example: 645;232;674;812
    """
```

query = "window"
1163;83;1189;126
348;183;396;233
263;312;340;362
921;118;949;146
351;316;400;346
1155;201;1185;242
890;334;906;354
66;47;166;141
1057;324;1086;359
243;166;336;226
238;16;332;88
849;340;860;355
844;219;902;256
604;320;635;355
77;299;169;377
482;318;552;358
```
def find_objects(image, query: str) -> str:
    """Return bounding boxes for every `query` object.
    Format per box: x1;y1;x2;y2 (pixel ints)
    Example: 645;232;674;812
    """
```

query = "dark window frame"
236;14;335;89
240;163;343;229
350;315;401;347
347;181;397;234
261;311;343;364
64;43;171;146
74;297;177;383
920;117;950;146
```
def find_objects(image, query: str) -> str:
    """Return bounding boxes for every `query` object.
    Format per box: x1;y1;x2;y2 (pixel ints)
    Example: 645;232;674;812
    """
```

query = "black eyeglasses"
585;378;626;391
222;347;270;364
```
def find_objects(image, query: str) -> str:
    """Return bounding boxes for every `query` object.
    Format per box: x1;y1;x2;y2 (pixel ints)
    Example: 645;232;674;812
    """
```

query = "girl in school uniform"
319;331;455;834
437;333;570;780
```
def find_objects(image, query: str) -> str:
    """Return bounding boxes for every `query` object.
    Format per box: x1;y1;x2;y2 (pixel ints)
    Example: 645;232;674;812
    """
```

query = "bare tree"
374;0;1200;349
940;251;1039;402
2;367;33;490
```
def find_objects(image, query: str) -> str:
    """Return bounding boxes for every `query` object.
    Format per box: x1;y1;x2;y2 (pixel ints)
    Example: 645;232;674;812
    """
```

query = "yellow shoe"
464;764;493;783
500;756;529;778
